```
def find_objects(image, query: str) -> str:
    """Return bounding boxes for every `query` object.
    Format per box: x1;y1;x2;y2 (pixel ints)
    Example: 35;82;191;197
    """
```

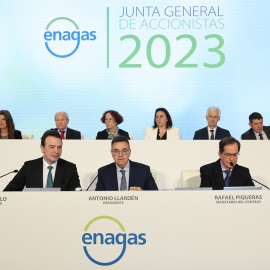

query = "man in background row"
200;137;254;190
241;112;270;140
3;130;81;191
193;106;231;140
96;136;158;191
52;111;81;139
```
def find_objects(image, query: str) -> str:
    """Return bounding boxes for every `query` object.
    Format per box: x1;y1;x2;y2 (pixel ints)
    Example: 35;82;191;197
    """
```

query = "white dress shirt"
58;127;67;139
220;160;232;180
253;130;268;140
207;126;217;140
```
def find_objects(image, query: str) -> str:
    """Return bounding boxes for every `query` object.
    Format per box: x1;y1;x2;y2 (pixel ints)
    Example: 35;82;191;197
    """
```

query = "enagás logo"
44;17;96;58
82;216;146;266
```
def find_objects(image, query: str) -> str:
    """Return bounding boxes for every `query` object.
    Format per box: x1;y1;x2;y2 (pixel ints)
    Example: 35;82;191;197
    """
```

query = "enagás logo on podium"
82;216;146;266
44;17;97;58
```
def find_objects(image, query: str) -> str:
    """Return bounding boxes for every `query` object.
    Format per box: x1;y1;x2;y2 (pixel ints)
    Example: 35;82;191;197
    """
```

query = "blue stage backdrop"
1;0;269;139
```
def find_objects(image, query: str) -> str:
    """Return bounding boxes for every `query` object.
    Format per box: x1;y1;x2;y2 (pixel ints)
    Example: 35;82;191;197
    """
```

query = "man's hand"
129;186;143;191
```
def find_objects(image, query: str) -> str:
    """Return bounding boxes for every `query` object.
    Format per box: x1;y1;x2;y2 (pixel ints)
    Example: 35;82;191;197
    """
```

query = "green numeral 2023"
119;34;225;68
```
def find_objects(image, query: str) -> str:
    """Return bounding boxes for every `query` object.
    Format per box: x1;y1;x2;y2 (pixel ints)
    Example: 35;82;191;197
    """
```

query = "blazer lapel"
166;128;170;140
203;127;209;139
263;127;270;139
111;164;118;190
66;127;70;139
54;159;64;188
229;165;243;186
215;127;221;139
128;160;135;189
34;158;43;188
214;160;225;189
229;169;237;186
249;129;256;139
152;128;158;140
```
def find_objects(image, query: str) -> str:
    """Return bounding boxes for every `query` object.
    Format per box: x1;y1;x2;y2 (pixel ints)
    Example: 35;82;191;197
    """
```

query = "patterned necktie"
47;166;53;188
224;170;230;187
259;133;263;140
120;170;127;191
210;130;214;140
60;130;65;139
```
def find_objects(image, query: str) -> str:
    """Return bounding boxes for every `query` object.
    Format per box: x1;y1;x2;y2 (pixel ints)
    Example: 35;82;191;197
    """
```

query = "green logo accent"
45;17;79;30
84;215;125;231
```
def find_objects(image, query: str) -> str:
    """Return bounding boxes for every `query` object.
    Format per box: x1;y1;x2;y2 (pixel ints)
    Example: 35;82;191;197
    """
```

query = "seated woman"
0;110;22;139
143;108;181;140
96;110;130;140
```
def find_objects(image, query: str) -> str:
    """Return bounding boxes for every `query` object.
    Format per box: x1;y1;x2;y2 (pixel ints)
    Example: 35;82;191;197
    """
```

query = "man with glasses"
200;137;254;190
95;136;158;191
193;106;231;140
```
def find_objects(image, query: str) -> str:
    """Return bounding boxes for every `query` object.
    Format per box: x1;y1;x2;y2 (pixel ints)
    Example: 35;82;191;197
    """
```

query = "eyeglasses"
222;153;240;158
111;149;129;155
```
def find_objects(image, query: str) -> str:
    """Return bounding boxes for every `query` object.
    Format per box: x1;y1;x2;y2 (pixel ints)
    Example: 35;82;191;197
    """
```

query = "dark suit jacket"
241;126;270;140
14;130;22;139
1;130;21;139
3;157;81;191
200;159;254;190
95;160;158;191
52;127;81;139
193;126;231;140
96;128;130;140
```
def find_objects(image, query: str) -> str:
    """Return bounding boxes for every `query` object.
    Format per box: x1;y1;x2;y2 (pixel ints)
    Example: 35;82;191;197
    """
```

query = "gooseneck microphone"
0;170;18;178
86;166;107;191
230;162;269;189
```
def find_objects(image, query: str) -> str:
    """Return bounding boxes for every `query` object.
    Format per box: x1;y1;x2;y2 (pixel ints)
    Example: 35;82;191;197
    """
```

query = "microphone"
230;162;269;189
86;166;107;191
0;170;18;178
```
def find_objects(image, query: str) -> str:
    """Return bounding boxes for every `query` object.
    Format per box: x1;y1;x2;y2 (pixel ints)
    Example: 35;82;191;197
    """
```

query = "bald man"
52;112;81;139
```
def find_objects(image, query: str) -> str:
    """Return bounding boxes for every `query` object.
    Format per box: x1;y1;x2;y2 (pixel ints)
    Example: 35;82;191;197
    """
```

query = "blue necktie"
224;170;230;187
47;166;53;188
120;170;127;191
210;130;214;140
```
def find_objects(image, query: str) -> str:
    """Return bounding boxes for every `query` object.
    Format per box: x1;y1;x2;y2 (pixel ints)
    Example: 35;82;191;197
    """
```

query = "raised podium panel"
0;191;270;269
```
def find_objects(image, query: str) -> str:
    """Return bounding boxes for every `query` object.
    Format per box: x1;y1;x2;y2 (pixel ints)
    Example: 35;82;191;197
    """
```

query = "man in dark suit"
52;112;81;139
200;137;254;190
193;106;231;140
3;130;81;191
96;136;158;191
241;112;270;140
